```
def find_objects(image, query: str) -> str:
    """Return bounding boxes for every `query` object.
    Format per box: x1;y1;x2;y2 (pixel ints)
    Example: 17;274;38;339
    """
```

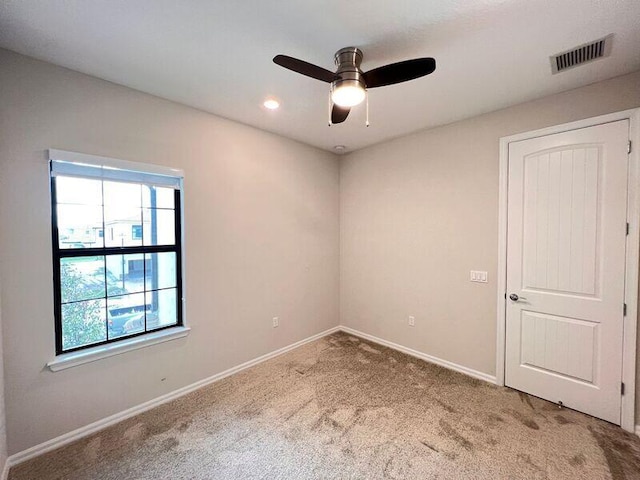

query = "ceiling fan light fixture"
331;81;366;107
273;46;436;124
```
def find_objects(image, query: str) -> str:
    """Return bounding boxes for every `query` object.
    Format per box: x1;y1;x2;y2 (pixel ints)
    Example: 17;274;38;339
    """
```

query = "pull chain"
328;92;332;126
365;90;370;127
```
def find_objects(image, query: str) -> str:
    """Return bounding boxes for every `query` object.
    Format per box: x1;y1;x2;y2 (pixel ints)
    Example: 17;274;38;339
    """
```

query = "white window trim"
47;149;188;369
47;326;191;371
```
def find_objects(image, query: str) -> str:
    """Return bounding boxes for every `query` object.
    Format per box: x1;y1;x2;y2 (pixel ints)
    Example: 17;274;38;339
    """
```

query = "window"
50;150;184;354
131;224;143;240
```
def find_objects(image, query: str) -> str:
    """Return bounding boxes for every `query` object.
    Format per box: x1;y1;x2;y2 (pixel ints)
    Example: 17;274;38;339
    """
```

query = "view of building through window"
53;175;182;352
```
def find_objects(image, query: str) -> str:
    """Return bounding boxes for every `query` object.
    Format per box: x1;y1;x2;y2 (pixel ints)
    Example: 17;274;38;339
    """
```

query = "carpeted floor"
10;332;640;479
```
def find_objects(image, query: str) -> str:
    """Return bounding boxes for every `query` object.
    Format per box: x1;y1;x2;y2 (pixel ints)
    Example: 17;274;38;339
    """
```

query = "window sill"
47;326;191;372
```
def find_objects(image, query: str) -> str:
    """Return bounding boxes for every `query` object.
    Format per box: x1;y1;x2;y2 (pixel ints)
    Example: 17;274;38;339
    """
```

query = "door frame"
496;108;640;432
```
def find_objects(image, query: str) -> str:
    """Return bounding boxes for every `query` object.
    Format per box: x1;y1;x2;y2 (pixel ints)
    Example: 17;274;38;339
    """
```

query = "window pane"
143;209;175;246
146;288;177;330
105;254;146;297
145;252;176;291
107;293;148;338
61;299;107;351
56;176;102;206
104;207;143;247
143;186;175;209
57;205;104;248
60;256;105;303
104;181;141;208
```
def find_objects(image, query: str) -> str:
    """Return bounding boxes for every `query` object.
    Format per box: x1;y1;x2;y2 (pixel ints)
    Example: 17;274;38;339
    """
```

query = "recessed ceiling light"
263;98;280;110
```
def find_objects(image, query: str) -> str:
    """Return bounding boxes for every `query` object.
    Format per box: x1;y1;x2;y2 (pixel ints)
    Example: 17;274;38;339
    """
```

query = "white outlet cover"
272;317;279;327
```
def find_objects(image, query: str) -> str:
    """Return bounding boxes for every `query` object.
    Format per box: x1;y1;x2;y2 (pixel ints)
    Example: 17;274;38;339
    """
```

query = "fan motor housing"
333;47;366;91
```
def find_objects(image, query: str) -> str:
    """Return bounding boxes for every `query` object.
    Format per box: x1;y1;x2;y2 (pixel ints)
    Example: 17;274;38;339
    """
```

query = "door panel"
505;120;629;424
522;147;600;296
520;311;597;384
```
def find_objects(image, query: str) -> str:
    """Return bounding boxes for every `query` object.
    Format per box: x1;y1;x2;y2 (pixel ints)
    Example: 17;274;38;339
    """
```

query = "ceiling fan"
273;47;436;125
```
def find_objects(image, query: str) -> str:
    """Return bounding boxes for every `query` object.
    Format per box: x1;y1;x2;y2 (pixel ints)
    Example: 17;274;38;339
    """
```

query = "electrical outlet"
272;316;279;328
408;315;415;327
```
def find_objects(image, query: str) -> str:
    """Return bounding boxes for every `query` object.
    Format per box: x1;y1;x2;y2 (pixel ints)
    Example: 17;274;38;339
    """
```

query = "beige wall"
340;71;640;388
0;285;7;471
0;49;340;454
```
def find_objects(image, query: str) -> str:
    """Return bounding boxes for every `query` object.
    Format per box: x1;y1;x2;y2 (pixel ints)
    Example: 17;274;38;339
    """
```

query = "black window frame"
51;171;184;355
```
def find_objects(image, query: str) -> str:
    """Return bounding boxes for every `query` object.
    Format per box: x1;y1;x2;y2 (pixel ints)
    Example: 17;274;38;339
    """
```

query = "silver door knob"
509;293;519;301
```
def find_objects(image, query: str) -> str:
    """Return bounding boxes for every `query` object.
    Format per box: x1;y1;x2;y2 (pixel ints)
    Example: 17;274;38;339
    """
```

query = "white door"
505;120;629;424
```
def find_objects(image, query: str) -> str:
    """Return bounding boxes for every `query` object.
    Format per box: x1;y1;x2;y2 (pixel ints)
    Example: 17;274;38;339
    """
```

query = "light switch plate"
470;271;488;283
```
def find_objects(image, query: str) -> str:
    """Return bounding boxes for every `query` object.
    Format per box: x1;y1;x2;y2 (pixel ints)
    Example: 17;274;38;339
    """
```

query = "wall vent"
550;35;613;74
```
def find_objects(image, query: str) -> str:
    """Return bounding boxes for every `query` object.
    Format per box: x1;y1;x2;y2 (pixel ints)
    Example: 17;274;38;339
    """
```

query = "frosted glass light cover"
331;84;365;107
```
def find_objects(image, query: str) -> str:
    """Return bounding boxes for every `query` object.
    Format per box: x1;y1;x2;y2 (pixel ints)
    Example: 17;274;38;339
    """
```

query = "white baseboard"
5;326;340;471
339;326;497;385
1;457;9;480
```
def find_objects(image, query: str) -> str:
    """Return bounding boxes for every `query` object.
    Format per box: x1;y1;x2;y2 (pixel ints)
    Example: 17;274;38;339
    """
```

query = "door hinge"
629;141;632;154
623;303;627;316
627;222;630;235
622;382;626;395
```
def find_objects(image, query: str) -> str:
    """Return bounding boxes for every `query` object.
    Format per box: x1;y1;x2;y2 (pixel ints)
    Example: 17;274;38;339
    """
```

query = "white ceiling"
1;0;639;153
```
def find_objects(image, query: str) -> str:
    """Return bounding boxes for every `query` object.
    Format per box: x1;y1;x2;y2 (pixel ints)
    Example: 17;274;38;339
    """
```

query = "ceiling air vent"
550;35;613;74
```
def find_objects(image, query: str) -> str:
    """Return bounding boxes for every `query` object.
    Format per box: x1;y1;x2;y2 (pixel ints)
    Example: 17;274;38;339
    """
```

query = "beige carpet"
10;332;640;479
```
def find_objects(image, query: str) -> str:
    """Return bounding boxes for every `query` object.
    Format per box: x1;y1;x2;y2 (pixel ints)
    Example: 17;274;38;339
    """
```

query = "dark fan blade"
273;55;336;83
363;57;436;88
331;104;350;124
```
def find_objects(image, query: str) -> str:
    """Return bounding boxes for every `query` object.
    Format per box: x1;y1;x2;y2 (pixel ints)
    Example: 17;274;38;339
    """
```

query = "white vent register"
550;35;613;74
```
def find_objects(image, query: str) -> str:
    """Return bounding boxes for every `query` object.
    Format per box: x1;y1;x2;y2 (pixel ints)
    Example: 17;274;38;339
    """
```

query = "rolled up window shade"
49;149;182;189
